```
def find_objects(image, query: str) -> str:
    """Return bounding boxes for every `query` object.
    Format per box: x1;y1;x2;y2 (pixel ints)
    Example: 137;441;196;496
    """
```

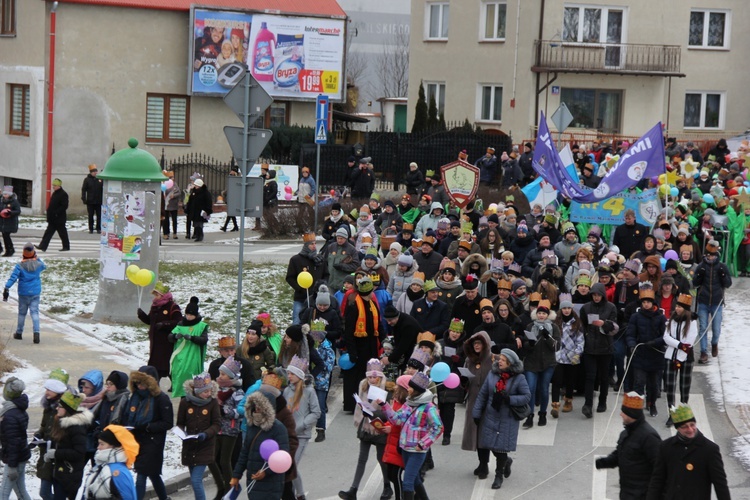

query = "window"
560;88;622;133
426;3;449;40
425;82;445;117
145;94;190;144
269;102;288;128
1;0;15;36
689;10;730;49
8;84;29;136
479;85;503;122
481;2;507;40
563;5;624;44
684;92;724;129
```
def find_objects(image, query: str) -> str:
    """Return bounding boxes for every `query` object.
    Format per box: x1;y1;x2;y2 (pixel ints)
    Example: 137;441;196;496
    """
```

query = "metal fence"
162;152;235;201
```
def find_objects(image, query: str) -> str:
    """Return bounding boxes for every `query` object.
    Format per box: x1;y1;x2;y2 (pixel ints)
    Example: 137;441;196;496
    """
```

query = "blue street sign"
315;95;329;145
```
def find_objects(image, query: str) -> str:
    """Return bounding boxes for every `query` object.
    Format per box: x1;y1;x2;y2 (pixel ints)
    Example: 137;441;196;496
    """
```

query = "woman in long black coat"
137;284;182;382
185;180;213;242
0;189;21;256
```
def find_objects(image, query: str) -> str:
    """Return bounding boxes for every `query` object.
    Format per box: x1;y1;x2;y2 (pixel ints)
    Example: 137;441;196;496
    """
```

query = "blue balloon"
161;183;167;192
670;187;679;197
430;362;450;383
703;194;714;205
339;353;355;371
659;257;667;271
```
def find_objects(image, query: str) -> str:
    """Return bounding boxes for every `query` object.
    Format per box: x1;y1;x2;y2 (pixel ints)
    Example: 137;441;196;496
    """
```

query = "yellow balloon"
658;184;670;197
658;174;668;185
126;265;140;284
297;271;313;289
135;268;154;287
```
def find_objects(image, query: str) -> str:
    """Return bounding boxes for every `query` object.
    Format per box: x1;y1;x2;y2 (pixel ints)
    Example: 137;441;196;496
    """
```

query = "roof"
54;0;347;17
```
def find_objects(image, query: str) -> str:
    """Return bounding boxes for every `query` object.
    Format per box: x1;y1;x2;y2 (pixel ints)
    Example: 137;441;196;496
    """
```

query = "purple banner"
532;113;666;202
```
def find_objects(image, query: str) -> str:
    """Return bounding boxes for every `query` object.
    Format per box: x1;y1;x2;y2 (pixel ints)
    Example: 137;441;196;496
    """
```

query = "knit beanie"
106;371;129;391
3;377;25;400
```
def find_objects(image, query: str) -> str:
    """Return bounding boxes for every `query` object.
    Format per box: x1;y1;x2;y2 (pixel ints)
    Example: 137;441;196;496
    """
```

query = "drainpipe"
534;0;546;127
45;1;58;206
510;0;521;109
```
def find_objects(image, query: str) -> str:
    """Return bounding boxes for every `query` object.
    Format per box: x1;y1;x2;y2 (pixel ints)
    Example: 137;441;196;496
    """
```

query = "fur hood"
245;392;276;432
464;330;491;364
59;408;94;428
182;379;220;399
461;253;488;278
129;370;161;396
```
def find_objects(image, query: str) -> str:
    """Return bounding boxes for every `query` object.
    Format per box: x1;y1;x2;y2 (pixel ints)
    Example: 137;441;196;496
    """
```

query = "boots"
315;428;326;442
491;475;504;489
414;483;429;500
537;412;547;426
550;402;560;418
562;397;573;413
338;487;357;500
380;483;393;500
522;415;534;429
503;457;513;478
582;405;593;418
402;492;415;500
474;462;489;479
492;456;507;489
33;332;40;344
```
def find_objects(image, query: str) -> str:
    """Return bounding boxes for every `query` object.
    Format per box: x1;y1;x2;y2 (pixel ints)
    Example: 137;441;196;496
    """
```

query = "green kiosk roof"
99;138;168;182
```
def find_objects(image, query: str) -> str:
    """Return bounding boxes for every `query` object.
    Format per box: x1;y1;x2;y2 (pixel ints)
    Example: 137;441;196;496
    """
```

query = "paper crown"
537;299;552;312
676;293;693;308
639;282;655;300
60;391;84;412
417;331;437;347
219;356;242;379
310;319;327;334
440;259;456;271
460;221;473;233
409;371;431;392
559;293;573;308
361;234;373;244
508;262;522;276
669;403;696;427
408;348;430;369
422;235;436;246
705;240;720;254
287;355;309;380
218;336;236;348
480;298;494;311
498;279;513;291
303;232;316;243
364;247;378;258
529;292;542;302
88;164;98;171
624;259;642;274
366;358;384;377
50;367;69;384
256;312;272;326
426;169;435;177
489;258;503;272
411;271;426;285
458;240;472;251
449;318;465;333
622;391;645;410
193;372;212;392
262;372;284;390
577;275;592;287
423;280;437;292
357;276;374;293
370;272;381;284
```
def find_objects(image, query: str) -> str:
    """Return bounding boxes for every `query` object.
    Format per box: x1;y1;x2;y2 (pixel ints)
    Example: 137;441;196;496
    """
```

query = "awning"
333;110;370;124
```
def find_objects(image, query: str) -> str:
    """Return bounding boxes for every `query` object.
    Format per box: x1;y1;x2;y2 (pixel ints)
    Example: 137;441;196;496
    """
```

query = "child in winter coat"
309;323;335;443
176;372;221;500
0;377;32;500
551;295;585;417
77;369;105;463
169;296;209;398
3;242;46;343
377;371;443;499
82;425;139;499
238;320;276;382
256;312;283;359
208;357;245;498
93;371;130;438
382;375;409;500
521;300;560;429
283;355;322;500
47;391;94;500
35;368;71;500
437;319;467;445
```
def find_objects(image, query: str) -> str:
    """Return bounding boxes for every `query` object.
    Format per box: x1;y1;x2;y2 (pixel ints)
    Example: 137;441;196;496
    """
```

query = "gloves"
43;449;55;463
498;390;509;401
196;433;207;442
2;288;8;302
6;467;17;481
595;458;605;470
450;355;461;364
491;392;504;411
173;333;183;341
473;417;481;426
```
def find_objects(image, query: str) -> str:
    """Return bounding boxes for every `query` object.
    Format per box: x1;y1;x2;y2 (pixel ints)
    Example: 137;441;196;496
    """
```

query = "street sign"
315;95;329;145
315;120;327;144
226;176;264;218
551;102;574;133
223;72;273;123
224;126;273;163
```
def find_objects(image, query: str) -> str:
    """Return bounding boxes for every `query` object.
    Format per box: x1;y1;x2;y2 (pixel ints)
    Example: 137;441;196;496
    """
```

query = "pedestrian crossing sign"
315;119;327;145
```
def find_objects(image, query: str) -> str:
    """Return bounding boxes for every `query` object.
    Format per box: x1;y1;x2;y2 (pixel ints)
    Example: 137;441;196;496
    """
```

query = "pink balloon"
268;450;292;474
444;372;460;389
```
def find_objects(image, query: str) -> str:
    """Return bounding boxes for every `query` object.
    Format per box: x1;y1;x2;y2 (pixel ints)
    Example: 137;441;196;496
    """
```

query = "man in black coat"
647;404;730;500
450;276;483;335
207;336;256;392
596;392;661;500
285;232;329;325
262;166;278;207
409;280;450;336
37;178;70;252
350;157;374;200
612;209;647;261
185;178;212;242
342;277;380;412
692;240;732;363
381;305;421;372
80;164;103;233
413;235;443;281
518;142;535;185
472;298;518;352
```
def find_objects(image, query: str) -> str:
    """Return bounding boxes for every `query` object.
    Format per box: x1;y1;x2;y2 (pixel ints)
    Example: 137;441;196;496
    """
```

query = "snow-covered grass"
18;213;257;234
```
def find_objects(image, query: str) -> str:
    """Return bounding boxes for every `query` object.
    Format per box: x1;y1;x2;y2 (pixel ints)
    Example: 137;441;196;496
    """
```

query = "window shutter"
146;96;165;139
168;98;187;140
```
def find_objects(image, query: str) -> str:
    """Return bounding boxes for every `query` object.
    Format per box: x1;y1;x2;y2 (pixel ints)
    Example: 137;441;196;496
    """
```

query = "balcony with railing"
532;40;685;77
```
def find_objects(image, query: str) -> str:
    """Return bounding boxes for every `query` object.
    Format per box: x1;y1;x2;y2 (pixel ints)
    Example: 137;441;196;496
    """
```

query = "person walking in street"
647;404;730;500
219;168;239;233
0;185;21;256
662;294;699;426
169;296;209;398
595;392;661;500
125;366;174;500
692;239;731;364
81;164;103;234
92;371;130;437
461;331;494;479
137;281;182;384
185;179;212;242
208;336;256;392
325;227;360;292
551;294;584;417
520;300;560;429
4;242;46;344
472;348;531;490
286;232;329;325
0;377;32;500
163;171;181;238
37;178;70;252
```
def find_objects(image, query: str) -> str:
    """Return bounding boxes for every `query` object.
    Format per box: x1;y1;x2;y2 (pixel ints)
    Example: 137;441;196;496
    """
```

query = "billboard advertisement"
190;8;345;101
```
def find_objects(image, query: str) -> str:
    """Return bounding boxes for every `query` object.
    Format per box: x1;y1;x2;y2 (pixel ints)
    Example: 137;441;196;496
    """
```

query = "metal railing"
533;40;683;76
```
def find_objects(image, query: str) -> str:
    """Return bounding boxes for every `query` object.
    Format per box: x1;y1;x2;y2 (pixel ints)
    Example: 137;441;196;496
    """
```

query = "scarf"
299;246;318;260
0;401;16;418
353;294;379;338
80;389;105;410
152;292;173;308
105;388;129;402
126;388;155;428
357;216;373;229
406;288;424;302
185;390;213;407
217;386;236;404
494;371;511;393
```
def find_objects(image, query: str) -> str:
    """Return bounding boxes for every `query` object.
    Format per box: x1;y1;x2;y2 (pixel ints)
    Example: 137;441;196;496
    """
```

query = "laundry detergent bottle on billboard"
252;22;276;81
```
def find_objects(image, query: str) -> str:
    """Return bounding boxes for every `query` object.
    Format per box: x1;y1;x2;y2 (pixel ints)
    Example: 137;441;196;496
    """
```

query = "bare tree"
376;30;410;98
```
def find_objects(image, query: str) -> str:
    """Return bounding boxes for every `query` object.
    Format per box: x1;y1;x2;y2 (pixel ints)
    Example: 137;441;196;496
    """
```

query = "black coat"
627;306;666;371
47;187;68;224
647;431;730;500
580;297;619;355
410;297;450;336
613;223;648;264
126;371;174;475
596;417;661;500
405;169;425;194
0;195;21;233
81;174;103;205
474;320;516;354
286;250;329;303
300;305;343;343
413;249;444;281
385;312;421;369
0;394;31;467
343;295;380;365
450;295;483;337
186;186;213;223
53;409;93;498
208;355;256;392
693;258;731;307
351;167;374;199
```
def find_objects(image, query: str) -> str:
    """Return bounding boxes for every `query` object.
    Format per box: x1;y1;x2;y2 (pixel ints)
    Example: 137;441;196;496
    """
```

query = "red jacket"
381;400;404;468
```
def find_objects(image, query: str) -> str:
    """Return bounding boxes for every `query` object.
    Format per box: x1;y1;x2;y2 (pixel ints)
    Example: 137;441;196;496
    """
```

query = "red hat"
231;28;244;40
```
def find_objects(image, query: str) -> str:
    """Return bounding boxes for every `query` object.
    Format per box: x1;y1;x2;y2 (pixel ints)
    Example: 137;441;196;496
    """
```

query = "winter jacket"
472;366;530;453
437;332;467;404
186;185;213;223
596;417;661;500
137;296;182;376
322;214;346;243
434;277;463;308
282;379;321;440
5;257;46;296
522;244;552;278
381;400;405;468
351;166;375;199
53;409;94;498
237;340;276;382
325;240;360;291
355;217;379;251
165;182;181;211
476;154;499;183
313;339;336;392
81;174;103;206
509;233;536;267
46;187;69;224
461;331;493;452
647;431;730;500
217;382;245;437
35;395;61;481
233;393;290;499
580;296;619;355
555;316;584;365
94;387;130;436
475;320;516;353
0;394;31;467
208;355;256;393
410;296;450;336
0;194;21;233
692;257;731;307
413;248;444;281
383;390;443;452
387;258;419;303
405;169;425;195
522;319;560;372
613;222;648;263
286;249;329;303
176;380;221;466
450;294;483;338
375;210;403;235
415;202;444;237
626;306;666;371
169;317;209;398
126;368;174;475
83;447;135;499
300;305;342;343
554;238;582;270
663;317;698;364
500;159;523;187
426;184;449;208
384;312;421;369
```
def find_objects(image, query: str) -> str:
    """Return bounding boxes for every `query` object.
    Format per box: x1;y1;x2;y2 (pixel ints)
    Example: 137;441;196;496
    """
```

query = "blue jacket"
5;258;46;296
472;369;530;453
79;370;104;395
